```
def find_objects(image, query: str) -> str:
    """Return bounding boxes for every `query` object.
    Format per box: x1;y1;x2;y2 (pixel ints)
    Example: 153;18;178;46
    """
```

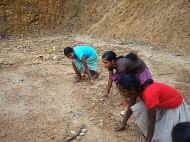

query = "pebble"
81;128;88;133
79;132;85;136
120;110;125;116
53;55;57;60
70;130;77;135
99;120;104;127
76;136;82;140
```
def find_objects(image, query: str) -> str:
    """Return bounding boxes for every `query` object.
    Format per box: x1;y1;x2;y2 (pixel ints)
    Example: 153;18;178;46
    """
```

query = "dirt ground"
0;34;190;142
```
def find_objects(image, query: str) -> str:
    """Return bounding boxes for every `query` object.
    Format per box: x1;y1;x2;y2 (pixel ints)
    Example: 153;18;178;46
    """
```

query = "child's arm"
106;71;113;96
146;108;156;142
72;62;82;80
81;57;93;83
115;95;137;131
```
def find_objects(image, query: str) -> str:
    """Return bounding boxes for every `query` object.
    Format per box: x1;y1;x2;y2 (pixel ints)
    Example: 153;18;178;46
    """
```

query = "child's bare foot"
74;76;82;82
89;79;94;85
94;72;99;79
92;72;100;79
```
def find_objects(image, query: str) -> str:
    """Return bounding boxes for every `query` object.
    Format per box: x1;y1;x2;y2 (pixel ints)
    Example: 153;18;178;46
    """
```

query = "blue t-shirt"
73;45;97;61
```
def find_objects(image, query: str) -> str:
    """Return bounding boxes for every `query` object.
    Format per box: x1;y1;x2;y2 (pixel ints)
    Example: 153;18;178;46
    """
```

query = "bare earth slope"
0;0;189;51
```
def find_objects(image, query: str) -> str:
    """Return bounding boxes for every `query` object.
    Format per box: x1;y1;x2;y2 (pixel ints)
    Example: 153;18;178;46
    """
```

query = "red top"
141;82;183;109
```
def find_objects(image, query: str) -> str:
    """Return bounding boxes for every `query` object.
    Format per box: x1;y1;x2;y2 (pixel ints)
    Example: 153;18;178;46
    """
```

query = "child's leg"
72;62;81;76
72;61;83;81
85;56;97;73
152;101;190;142
131;101;148;137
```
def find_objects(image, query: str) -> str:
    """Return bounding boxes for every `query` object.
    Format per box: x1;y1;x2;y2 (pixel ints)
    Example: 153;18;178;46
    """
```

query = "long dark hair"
118;74;153;93
117;74;142;93
102;51;123;61
125;52;138;61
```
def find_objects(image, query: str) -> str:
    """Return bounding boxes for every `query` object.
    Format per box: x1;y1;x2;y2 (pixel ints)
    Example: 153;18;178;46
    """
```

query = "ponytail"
125;52;138;61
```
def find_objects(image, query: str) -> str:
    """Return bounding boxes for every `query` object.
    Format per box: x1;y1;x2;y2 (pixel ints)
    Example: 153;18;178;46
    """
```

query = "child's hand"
114;122;126;131
74;75;82;82
89;79;94;85
103;91;109;98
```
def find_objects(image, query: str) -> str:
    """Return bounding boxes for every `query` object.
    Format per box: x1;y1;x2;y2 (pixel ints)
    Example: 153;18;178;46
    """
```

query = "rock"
81;128;88;133
52;46;56;51
99;120;104;127
50;136;55;140
76;136;82;140
79;132;85;136
53;55;57;60
89;117;95;121
70;130;77;135
120;110;125;116
99;98;105;101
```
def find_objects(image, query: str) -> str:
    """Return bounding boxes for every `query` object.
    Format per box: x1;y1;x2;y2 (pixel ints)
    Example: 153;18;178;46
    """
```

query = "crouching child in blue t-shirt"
64;44;99;83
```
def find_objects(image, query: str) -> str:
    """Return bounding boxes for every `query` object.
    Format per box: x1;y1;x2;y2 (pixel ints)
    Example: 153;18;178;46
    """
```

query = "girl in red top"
116;75;190;142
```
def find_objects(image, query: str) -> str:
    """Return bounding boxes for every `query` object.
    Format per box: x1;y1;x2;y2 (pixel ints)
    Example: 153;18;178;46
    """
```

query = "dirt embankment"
0;0;190;51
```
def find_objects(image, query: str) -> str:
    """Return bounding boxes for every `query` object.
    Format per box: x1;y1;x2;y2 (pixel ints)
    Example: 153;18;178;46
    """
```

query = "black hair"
102;51;117;61
125;52;138;61
172;122;190;142
141;79;154;90
117;74;153;92
117;55;124;59
64;47;73;56
117;74;141;92
102;51;125;62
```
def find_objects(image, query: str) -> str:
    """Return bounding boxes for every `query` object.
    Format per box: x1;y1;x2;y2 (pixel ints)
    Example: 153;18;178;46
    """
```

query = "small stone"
79;132;85;136
81;128;88;133
70;130;77;135
50;136;55;140
99;98;104;101
99;120;104;127
52;46;56;51
89;117;95;121
53;55;57;60
120;110;125;116
76;136;81;140
92;103;96;106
